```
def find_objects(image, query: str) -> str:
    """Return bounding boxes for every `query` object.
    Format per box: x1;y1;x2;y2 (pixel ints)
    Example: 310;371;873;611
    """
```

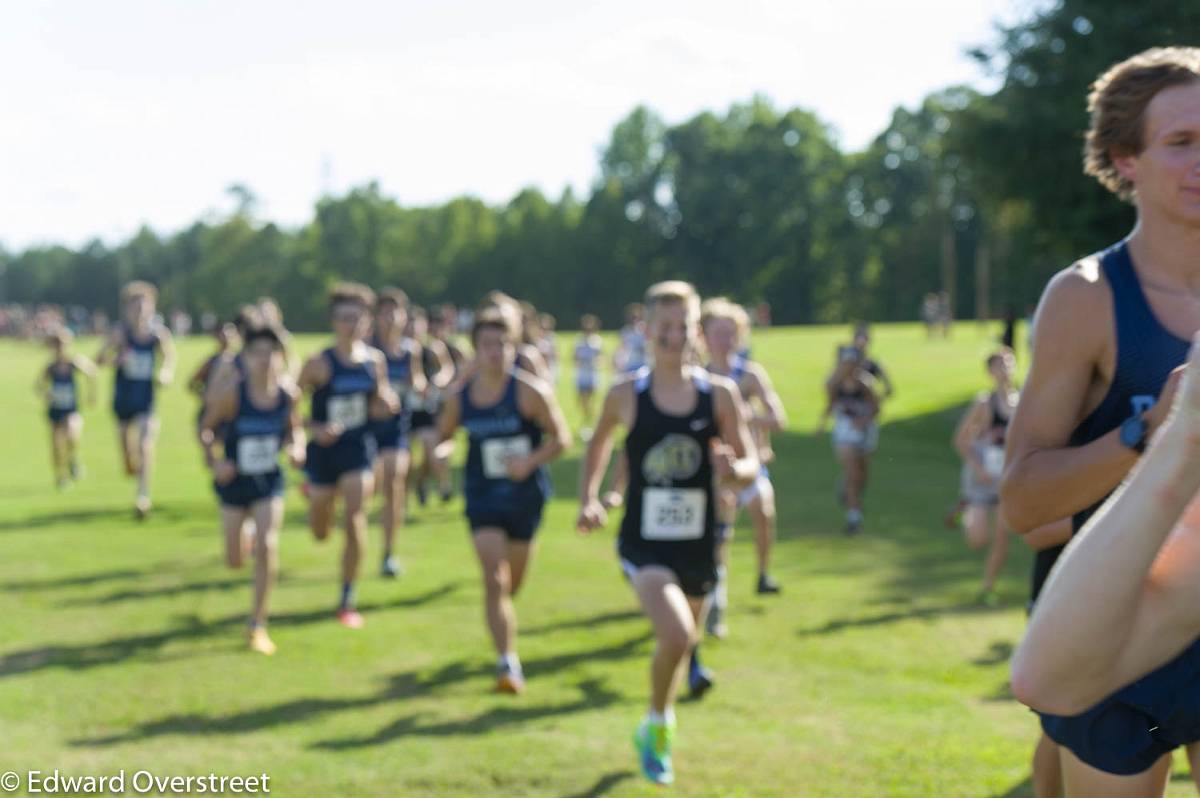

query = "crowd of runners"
21;46;1200;796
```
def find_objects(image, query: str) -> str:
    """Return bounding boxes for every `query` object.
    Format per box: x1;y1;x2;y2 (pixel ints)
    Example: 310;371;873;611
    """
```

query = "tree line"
2;0;1195;331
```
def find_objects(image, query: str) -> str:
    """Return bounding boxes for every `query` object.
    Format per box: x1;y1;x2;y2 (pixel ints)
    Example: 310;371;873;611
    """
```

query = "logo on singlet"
643;434;703;486
1131;395;1156;416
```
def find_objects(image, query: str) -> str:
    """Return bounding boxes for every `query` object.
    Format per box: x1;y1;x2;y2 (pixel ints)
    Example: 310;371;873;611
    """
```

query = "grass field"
1;323;1194;797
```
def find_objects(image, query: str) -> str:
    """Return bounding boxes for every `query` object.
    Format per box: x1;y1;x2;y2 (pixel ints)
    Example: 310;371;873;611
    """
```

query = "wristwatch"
1120;413;1148;455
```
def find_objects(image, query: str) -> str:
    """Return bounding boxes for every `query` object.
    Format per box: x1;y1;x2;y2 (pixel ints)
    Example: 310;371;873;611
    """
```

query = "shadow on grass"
562;771;636;798
311;677;622;750
991;777;1033;798
796;602;1007;638
0;504;195;532
972;640;1014;667
71;632;649;748
0;584;460;679
55;576;247;607
0;567;146;592
521;608;641;637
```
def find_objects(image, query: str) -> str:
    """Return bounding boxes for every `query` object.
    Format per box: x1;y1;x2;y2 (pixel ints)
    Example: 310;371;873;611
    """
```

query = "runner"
700;298;786;641
95;281;176;518
408;306;456;507
370;287;426;577
953;347;1017;604
536;312;559;383
298;283;400;628
816;349;880;534
36;328;97;488
1000;48;1200;797
614;302;648;375
574;314;604;439
199;324;305;655
436;306;571;693
577;281;759;786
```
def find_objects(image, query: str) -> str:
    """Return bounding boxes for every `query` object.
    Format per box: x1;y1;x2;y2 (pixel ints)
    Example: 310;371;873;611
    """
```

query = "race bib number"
328;394;368;430
237;435;280;476
641;488;706;541
389;380;408;406
481;435;532;479
122;351;155;380
983;445;1005;479
833;415;864;445
50;384;75;409
406;388;427;413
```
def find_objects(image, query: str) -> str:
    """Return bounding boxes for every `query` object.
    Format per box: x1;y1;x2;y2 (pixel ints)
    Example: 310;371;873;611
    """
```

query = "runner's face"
989;353;1015;383
125;296;152;326
475;327;512;373
1121;81;1200;225
649;301;694;361
331;302;368;341
704;318;738;360
376;304;405;336
244;339;280;377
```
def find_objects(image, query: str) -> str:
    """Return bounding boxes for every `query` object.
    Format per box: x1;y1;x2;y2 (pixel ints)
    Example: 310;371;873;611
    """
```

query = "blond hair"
121;280;157;304
644;280;700;325
700;296;750;342
327;282;376;311
1085;47;1200;200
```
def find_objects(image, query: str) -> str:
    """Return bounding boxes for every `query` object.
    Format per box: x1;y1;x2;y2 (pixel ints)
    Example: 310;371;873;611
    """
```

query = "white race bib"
481;435;532;479
237;435;280;476
50;384;75;409
389;380;408;405
833;415;864;445
405;387;427;412
641;488;706;541
122;350;155;380
328;394;368;430
983;445;1005;479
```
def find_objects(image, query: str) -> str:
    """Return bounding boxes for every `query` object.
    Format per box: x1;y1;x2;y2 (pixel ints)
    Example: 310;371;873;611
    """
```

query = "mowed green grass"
0;323;1194;798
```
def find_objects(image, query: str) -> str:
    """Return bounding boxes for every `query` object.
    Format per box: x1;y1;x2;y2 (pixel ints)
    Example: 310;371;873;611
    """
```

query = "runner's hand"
314;422;343;446
212;459;237;486
577;498;608;533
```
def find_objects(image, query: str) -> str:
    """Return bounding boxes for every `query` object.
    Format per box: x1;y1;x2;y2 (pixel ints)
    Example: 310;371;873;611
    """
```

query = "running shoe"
634;718;675;785
706;602;728;639
336;608;365;629
381;555;403;578
247;627;277;656
756;573;781;595
496;662;525;694
688;657;714;699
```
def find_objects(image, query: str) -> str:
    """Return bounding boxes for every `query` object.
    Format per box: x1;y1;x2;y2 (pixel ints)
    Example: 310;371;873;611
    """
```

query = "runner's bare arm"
95;328;123;366
577;382;632;531
747;364;787;431
953;398;989;471
1014;342;1200;713
1000;266;1161;532
74;355;99;405
155;327;176;385
198;387;237;468
517;375;572;469
712;377;759;486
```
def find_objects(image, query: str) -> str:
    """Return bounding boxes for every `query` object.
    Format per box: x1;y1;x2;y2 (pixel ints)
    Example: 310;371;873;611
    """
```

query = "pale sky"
0;0;1038;250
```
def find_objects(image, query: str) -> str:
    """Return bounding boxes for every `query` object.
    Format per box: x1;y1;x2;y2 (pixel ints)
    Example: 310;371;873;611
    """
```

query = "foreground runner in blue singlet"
1002;48;1200;797
96;281;176;519
436;307;571;694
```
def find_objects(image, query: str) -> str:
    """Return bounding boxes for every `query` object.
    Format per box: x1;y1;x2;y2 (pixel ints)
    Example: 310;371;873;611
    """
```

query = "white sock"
647;708;675;726
715;566;728;608
499;652;521;673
